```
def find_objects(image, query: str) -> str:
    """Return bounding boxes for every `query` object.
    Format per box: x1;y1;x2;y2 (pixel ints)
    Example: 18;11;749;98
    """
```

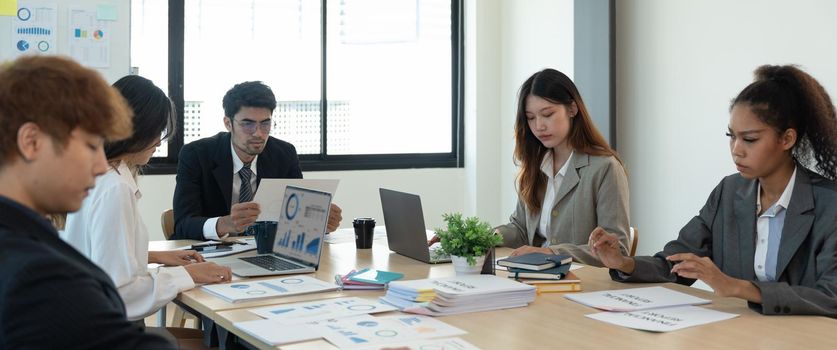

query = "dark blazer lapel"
734;179;758;280
776;168;815;278
213;133;233;212
255;148;270;187
552;153;587;207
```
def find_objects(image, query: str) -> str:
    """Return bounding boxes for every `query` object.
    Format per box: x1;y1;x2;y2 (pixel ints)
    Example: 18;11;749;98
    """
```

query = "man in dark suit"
173;81;342;240
0;56;176;348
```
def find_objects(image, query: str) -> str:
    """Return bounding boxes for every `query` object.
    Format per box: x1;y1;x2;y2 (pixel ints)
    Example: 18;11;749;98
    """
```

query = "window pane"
131;0;169;157
183;0;322;154
326;0;452;155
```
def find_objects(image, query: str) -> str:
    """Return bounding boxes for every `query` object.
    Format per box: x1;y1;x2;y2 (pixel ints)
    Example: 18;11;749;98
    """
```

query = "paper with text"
586;305;738;332
564;286;710;312
249;297;397;324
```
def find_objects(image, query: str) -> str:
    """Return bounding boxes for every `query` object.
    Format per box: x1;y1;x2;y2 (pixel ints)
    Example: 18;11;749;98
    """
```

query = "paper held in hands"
253;179;339;221
564;286;710;312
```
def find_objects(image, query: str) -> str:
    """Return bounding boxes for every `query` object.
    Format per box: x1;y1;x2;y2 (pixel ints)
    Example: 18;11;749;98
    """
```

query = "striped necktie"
238;163;254;203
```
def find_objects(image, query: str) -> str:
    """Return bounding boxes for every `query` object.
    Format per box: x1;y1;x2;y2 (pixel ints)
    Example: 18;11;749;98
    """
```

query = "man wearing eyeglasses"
172;81;343;240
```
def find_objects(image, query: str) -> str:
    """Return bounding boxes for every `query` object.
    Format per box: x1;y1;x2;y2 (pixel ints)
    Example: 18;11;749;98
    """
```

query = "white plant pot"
451;254;486;275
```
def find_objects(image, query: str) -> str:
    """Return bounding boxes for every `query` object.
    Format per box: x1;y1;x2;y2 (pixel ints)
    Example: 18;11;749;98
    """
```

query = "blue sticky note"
96;4;117;21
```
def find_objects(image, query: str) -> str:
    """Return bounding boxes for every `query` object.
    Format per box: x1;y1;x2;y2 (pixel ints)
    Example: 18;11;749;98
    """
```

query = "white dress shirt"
202;141;259;239
537;151;573;247
754;168;796;282
62;162;195;321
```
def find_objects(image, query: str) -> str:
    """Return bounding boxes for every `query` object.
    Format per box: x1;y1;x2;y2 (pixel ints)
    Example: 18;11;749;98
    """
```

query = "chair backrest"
161;209;174;240
629;227;638;257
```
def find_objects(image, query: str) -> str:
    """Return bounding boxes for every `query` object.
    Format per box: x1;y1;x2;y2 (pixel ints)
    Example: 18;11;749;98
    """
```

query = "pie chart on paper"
16;40;29;51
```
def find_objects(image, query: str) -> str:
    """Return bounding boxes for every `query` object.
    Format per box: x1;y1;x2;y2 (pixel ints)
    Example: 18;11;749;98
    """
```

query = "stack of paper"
565;286;738;332
202;275;339;303
381;275;536;316
335;268;404;290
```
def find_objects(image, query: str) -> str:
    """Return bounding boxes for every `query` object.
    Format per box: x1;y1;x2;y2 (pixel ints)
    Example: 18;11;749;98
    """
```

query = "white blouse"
62;162;194;321
537;151;573;246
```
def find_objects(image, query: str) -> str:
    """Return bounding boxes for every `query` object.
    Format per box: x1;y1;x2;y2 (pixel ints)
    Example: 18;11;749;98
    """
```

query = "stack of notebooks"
335;268;404;290
380;275;536;316
497;253;582;293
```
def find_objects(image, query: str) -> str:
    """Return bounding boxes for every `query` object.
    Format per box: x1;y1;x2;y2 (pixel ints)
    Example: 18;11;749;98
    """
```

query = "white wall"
616;0;837;255
138;0;575;241
496;0;575;222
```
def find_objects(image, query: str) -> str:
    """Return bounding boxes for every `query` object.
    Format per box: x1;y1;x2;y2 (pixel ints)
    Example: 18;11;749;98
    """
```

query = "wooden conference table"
150;239;837;350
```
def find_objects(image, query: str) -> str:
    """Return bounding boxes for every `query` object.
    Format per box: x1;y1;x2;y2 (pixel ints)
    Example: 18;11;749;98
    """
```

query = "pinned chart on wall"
68;5;109;67
10;0;57;58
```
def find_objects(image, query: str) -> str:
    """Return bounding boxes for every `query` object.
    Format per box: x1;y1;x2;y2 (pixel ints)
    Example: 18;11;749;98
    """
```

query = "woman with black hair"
590;65;837;317
62;75;232;323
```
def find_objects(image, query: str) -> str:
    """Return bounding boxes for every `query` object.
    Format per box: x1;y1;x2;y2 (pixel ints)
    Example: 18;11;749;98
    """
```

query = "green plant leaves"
436;212;502;265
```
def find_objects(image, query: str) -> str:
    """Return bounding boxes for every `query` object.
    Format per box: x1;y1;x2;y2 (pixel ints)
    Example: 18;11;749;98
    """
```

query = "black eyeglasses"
234;119;272;134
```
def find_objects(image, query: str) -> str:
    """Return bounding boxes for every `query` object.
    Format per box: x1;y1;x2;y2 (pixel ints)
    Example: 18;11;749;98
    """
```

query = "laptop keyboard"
240;255;300;271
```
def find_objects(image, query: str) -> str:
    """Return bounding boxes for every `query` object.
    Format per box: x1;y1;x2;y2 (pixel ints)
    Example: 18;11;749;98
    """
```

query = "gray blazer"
496;153;630;266
612;166;837;317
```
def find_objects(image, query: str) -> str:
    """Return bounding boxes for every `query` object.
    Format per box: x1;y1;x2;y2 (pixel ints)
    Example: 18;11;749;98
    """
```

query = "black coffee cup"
353;217;376;249
247;221;279;254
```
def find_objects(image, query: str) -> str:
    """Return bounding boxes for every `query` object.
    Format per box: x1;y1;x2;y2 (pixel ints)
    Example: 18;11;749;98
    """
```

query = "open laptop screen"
271;186;331;267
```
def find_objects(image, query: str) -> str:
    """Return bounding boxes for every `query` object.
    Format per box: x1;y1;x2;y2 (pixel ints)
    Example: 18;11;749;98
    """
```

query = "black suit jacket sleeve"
2;243;174;349
172;133;304;240
172;143;210;240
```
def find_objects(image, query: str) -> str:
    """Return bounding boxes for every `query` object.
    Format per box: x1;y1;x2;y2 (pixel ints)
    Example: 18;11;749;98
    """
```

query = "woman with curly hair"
590;64;837;317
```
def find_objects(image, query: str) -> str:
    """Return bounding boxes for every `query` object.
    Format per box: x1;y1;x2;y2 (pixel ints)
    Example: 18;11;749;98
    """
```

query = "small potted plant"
435;213;502;275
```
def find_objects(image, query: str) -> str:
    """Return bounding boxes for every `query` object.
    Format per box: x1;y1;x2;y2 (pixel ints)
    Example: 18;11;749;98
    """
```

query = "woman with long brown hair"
496;68;630;266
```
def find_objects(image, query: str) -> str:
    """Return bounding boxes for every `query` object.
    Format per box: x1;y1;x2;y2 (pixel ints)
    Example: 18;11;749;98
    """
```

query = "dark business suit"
0;196;175;349
612;166;837;317
173;132;302;240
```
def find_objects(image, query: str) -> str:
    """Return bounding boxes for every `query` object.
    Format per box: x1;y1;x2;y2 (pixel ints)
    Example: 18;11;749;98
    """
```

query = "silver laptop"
379;188;451;264
212;186;332;277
